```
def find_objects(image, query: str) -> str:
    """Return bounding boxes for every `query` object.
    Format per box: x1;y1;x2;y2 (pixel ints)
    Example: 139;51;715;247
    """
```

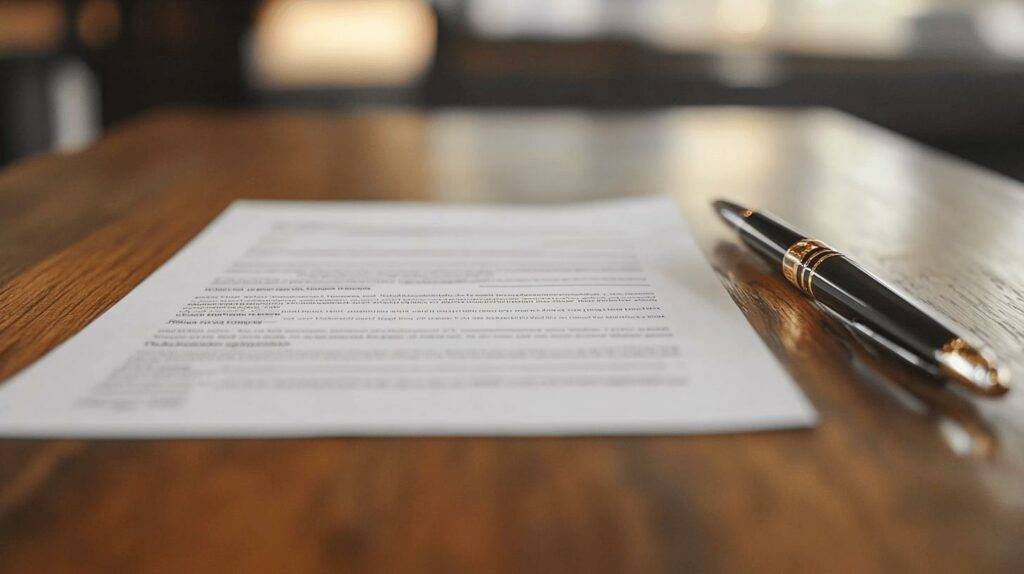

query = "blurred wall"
2;0;1023;179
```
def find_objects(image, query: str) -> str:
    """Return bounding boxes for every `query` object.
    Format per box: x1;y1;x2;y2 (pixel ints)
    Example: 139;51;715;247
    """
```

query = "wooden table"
1;109;1023;573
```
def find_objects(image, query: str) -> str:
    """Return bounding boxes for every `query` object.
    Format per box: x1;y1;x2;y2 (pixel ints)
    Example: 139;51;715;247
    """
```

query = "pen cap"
714;201;803;263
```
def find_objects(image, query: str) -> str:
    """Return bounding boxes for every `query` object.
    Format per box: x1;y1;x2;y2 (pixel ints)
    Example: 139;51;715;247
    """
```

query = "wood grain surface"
1;109;1023;573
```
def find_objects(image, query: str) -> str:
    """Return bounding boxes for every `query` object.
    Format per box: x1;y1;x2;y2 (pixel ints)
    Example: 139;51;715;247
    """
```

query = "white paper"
0;196;815;437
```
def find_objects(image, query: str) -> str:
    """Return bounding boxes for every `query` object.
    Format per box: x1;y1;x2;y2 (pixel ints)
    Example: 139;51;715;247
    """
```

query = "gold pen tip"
938;339;1011;397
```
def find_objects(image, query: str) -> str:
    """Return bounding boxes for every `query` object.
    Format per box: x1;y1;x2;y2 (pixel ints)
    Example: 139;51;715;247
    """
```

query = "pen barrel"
807;256;955;358
718;201;1008;395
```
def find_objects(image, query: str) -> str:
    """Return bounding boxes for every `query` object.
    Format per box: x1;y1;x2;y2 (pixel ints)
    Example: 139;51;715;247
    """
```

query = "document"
0;197;815;437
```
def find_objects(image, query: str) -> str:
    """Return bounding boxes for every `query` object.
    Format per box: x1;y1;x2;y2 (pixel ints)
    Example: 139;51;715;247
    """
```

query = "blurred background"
2;0;1023;179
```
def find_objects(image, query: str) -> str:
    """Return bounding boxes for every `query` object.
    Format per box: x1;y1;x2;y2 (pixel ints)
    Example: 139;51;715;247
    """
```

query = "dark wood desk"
1;109;1023;573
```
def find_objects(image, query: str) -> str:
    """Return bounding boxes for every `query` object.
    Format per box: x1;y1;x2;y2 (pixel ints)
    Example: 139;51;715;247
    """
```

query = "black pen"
714;200;1010;397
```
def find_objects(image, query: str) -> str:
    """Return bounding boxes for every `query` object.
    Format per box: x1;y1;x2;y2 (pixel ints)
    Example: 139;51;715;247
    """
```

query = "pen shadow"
709;240;999;459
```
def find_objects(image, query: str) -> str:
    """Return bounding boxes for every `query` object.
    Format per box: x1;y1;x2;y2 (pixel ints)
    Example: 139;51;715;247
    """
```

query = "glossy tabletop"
1;109;1023;572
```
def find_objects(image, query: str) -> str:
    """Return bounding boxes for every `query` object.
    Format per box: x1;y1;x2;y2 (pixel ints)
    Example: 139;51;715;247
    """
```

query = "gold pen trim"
939;338;1010;396
782;239;838;297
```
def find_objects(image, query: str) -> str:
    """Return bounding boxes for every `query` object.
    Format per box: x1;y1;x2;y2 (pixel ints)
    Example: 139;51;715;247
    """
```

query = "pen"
714;199;1010;397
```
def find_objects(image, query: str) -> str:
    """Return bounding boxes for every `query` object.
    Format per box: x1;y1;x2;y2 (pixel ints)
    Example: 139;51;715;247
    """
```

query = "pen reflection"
831;316;998;459
710;239;998;459
708;241;822;360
